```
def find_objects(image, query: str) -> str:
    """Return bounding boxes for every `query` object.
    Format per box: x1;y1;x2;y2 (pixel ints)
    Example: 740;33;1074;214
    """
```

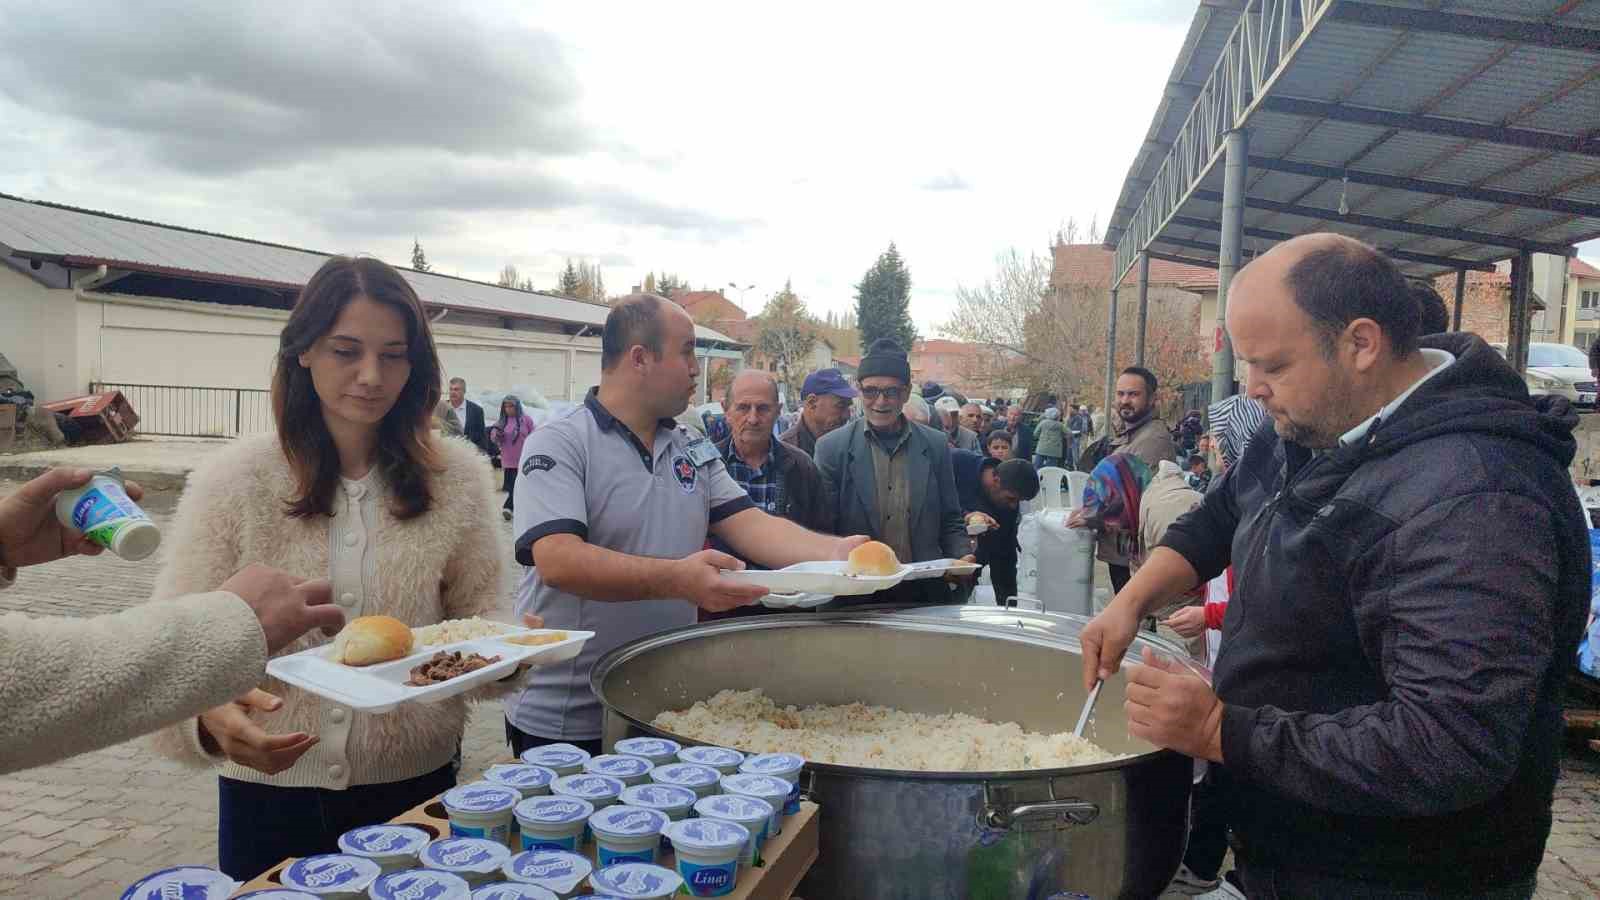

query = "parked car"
1491;342;1596;410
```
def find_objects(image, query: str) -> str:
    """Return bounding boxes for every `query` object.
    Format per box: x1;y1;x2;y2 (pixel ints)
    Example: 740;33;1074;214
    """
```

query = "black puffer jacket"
1160;332;1589;889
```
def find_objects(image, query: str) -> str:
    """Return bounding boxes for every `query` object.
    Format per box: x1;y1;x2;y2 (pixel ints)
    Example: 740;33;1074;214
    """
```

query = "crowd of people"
0;231;1589;899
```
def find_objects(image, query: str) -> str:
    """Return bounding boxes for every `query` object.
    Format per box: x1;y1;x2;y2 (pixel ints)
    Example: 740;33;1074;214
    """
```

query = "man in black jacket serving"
1081;233;1587;899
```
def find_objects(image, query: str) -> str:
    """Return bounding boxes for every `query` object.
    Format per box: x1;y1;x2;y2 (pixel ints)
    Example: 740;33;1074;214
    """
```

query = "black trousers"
501;467;517;511
504;718;603;758
1109;563;1131;594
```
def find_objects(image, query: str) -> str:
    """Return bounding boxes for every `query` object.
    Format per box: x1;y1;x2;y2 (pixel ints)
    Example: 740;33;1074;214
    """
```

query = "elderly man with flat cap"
1082;233;1586;899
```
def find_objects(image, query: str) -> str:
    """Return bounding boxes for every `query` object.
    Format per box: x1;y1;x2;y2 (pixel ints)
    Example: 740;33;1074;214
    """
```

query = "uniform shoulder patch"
672;455;698;493
522;453;557;476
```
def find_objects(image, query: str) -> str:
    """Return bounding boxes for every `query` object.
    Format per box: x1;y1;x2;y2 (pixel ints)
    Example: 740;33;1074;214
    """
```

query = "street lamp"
727;282;756;314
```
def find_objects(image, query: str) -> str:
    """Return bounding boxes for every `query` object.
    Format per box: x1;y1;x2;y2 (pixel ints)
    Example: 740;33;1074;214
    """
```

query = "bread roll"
333;615;415;666
846;540;901;576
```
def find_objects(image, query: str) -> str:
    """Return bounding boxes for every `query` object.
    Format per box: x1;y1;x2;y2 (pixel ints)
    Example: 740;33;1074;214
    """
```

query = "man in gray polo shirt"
505;294;865;755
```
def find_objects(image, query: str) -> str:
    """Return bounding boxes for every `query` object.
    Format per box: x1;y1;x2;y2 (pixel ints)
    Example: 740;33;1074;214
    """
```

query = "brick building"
1430;267;1541;344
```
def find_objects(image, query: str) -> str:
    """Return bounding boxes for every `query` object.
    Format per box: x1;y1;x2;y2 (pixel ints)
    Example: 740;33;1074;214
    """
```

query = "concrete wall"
0;263;81;402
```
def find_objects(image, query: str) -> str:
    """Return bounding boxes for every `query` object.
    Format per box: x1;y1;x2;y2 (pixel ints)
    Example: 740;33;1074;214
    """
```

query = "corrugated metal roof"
0;193;743;346
1105;0;1600;280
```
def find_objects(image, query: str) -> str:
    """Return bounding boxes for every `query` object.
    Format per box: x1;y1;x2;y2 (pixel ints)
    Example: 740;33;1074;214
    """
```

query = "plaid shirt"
722;440;786;517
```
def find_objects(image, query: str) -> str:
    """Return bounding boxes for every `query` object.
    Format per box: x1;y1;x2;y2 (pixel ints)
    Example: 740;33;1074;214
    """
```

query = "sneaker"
1165;863;1220;895
501;508;513;521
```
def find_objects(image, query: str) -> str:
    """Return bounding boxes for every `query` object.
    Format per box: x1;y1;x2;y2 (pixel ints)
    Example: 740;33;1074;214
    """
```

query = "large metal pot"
591;607;1203;900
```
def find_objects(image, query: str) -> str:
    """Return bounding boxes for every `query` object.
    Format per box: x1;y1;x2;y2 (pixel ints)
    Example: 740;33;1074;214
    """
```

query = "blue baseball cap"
800;368;859;400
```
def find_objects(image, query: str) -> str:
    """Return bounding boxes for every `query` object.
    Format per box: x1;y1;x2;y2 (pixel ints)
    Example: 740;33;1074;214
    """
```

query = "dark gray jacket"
1161;333;1588;889
815;417;967;601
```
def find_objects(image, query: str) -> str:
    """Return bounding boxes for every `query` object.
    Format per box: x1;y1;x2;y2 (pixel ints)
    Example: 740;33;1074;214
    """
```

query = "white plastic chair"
1036;466;1071;509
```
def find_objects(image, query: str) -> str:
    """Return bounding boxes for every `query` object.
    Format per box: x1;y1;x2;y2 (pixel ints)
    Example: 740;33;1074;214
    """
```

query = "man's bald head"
725;369;779;408
1231;233;1418;359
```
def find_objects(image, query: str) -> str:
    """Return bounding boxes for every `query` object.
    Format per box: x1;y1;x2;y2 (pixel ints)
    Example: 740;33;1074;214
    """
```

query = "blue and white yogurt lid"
587;805;668;838
720;773;791;800
551;774;624;801
503;849;592;891
420;838;513;875
514;795;594;825
661;818;749;854
483;764;558;792
520;744;592;769
234;891;320;900
586;863;685;898
618;784;696;812
443;782;521;815
648;763;720;788
676;746;744;768
281;854;382;894
612;737;680;759
120;867;238;900
693;792;773;824
739;752;805;777
337;824;431;859
369;869;473;900
470;884;558;900
583;754;653;780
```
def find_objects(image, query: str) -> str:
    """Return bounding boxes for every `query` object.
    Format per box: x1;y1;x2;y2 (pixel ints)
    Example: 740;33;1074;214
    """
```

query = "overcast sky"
3;1;1594;337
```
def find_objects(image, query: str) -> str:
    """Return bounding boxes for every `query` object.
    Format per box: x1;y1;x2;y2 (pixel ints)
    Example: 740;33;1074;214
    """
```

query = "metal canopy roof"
0;193;744;348
1105;0;1600;283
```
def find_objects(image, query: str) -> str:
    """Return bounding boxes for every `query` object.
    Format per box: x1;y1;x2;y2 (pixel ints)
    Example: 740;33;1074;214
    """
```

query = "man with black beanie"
951;450;1040;605
815;339;969;604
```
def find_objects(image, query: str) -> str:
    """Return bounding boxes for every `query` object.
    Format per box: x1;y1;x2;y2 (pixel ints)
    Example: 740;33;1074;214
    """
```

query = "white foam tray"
903;558;982;581
266;629;593;713
721;560;912;597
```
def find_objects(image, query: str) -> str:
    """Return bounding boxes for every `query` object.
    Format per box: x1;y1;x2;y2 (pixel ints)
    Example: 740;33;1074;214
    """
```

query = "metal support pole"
1508;253;1532;374
1104;287;1119;437
1135;252;1151;366
1452;269;1466;332
1213;129;1249;401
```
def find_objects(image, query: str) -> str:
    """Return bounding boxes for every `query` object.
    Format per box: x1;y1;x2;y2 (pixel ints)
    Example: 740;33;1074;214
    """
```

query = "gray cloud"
920;171;973;192
0;0;587;174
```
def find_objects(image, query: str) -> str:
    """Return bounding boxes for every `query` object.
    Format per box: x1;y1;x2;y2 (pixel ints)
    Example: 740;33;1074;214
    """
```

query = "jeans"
501;467;517;511
1109;564;1131;594
1032;454;1063;470
217;762;458;881
1237;863;1536;900
504;718;604;758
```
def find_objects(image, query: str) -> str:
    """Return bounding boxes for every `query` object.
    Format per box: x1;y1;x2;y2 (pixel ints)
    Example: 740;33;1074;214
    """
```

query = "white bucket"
662;818;748;897
588;805;668;867
693;793;773;870
513;797;593;853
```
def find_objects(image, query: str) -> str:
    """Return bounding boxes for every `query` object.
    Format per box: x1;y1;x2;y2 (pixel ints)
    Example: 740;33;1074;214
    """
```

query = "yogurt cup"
661;818;748;897
55;467;162;561
237;892;320;900
647;763;721;799
367;869;473;900
120;866;238;900
551;774;624;844
611;737;681;767
737;752;805;815
675;746;744;775
500;849;592;898
519;744;592;777
339;825;431;874
719;773;791;836
514;796;593;852
443;783;522;847
693;793;773;870
586;863;684;899
483;764;558;799
618;784;696;850
582;754;653;787
587;805;668;867
470;884;558;900
281;854;383;898
420;838;513;889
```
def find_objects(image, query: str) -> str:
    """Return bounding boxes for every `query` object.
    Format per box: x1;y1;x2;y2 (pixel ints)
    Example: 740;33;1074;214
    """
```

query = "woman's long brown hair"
272;256;443;520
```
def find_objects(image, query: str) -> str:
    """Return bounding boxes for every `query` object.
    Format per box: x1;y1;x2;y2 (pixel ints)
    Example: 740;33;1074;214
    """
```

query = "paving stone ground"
0;480;1597;899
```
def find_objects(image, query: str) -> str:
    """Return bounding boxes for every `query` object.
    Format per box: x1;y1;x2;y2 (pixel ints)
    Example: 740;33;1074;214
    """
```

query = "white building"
0;193;742;436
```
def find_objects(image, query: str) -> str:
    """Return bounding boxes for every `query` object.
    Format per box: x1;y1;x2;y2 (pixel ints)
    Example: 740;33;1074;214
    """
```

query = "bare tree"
752;281;819;401
497;263;521;289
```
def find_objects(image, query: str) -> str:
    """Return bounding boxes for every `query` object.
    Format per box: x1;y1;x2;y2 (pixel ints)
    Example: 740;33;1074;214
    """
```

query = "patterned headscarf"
1206;395;1269;469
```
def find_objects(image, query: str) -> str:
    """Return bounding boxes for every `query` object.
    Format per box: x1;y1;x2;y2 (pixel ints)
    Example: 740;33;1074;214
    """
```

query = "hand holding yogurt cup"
0;466;147;568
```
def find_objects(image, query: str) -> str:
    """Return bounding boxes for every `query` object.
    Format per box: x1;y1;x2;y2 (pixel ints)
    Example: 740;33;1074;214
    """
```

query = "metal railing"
92;383;273;438
1112;0;1333;285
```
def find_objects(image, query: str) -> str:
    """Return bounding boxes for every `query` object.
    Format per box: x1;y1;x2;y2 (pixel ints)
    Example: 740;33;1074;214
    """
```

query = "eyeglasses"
859;387;905;402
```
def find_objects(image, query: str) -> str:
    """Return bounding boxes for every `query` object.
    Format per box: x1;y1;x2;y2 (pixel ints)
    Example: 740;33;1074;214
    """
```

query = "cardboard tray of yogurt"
903;558;982;580
266;628;593;714
722;560;913;596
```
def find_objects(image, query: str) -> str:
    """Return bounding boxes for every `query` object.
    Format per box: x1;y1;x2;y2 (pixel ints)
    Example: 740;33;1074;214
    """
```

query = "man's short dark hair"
1287;240;1419;357
1187;454;1207;469
1410;280;1450;335
1120;366;1157;395
985;429;1012;447
995;459;1040;500
602;294;666;370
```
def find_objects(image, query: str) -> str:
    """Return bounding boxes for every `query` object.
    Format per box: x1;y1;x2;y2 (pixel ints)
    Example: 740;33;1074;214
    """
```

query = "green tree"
558;260;581;298
753;279;819;401
411;239;430;273
855;243;916;352
657;273;686;296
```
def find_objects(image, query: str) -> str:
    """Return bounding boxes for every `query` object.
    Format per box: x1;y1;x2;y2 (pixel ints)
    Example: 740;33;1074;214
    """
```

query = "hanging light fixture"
1338;173;1350;216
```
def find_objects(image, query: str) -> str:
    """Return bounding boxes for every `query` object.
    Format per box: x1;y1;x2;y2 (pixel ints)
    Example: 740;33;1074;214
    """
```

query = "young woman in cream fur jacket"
149;256;513;879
